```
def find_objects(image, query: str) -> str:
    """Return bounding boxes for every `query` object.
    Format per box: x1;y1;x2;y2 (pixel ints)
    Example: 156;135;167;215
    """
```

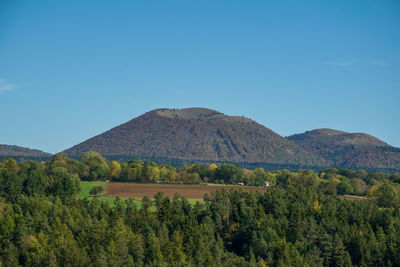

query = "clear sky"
0;0;399;153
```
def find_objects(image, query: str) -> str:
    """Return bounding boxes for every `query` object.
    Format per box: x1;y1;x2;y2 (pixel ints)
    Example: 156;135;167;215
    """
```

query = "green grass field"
79;181;204;208
80;181;118;206
80;181;106;198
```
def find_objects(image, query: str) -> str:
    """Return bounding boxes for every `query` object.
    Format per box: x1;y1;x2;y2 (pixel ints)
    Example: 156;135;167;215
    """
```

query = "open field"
80;181;106;198
80;181;266;208
80;181;127;206
104;182;267;198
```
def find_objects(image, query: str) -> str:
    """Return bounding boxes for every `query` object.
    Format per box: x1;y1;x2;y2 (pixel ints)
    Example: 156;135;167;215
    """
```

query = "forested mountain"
64;108;325;167
63;108;400;171
288;129;400;170
0;144;52;161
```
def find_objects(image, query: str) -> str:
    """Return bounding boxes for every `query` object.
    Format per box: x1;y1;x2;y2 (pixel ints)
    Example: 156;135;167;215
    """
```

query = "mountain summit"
64;108;324;166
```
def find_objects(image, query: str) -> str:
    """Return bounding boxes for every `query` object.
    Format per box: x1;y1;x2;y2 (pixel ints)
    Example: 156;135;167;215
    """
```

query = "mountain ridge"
3;108;399;171
63;107;400;171
0;144;52;161
287;128;399;169
64;108;326;166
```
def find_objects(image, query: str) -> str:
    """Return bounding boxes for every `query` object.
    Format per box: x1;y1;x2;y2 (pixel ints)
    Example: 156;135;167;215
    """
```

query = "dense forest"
0;153;400;266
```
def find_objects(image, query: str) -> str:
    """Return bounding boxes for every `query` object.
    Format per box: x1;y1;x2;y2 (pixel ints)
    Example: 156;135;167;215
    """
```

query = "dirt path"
338;195;368;201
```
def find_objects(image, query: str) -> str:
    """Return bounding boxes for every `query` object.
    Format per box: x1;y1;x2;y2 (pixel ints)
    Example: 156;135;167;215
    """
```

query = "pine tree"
332;235;352;266
319;233;333;266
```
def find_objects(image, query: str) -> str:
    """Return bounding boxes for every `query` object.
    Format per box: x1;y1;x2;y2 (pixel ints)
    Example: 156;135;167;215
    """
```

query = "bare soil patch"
104;183;267;198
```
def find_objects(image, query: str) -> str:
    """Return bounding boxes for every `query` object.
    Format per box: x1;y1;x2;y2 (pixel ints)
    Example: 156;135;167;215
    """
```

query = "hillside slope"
64;108;325;166
287;129;400;169
0;144;52;161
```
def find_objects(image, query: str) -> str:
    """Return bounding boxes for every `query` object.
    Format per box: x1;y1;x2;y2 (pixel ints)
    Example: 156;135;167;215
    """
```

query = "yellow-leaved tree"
110;161;121;180
208;163;218;170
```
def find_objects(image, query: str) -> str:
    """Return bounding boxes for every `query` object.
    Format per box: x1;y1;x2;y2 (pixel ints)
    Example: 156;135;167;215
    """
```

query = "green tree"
214;164;243;184
143;162;160;182
0;170;23;202
337;180;354;195
110;161;121;180
80;151;110;181
47;167;80;199
369;181;399;207
89;185;105;197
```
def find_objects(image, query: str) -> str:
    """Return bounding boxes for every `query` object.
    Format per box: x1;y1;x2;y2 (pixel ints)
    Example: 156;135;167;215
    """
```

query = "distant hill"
64;108;326;167
287;128;400;170
0;144;52;161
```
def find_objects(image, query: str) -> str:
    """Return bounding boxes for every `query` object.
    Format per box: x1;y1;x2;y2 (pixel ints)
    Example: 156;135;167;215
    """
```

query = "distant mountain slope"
0;144;52;161
64;108;325;166
287;129;400;169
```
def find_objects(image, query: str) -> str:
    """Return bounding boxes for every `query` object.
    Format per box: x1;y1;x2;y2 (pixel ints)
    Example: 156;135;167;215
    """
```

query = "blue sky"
0;0;399;153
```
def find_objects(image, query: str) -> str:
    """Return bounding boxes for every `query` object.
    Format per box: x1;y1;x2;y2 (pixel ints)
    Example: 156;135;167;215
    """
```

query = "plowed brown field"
104;183;267;198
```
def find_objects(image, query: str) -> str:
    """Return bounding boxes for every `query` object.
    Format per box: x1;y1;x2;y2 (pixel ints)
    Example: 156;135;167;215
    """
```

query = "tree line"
1;152;400;208
0;153;400;266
